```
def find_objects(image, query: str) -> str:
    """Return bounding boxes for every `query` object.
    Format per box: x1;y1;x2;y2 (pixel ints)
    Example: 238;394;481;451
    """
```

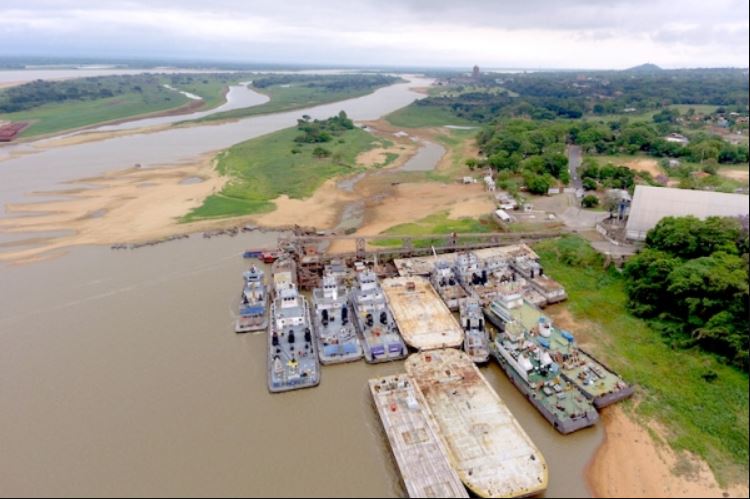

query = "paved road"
567;145;583;191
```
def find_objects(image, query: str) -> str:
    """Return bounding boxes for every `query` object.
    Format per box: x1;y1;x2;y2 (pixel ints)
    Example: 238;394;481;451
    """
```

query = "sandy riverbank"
588;406;749;498
0;154;227;264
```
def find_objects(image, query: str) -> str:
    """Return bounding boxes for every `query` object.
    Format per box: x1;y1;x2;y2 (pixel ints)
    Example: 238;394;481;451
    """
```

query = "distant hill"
625;63;663;73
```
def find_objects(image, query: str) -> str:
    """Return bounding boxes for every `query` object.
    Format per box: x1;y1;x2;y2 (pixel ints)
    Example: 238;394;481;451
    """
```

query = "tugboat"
350;270;407;363
459;297;490;363
267;259;319;393
485;296;600;433
235;265;268;333
430;259;467;311
311;273;363;364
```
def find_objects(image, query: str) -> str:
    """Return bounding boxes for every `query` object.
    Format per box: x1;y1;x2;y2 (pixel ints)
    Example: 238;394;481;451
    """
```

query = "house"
483;174;496;192
494;209;512;223
664;133;689;145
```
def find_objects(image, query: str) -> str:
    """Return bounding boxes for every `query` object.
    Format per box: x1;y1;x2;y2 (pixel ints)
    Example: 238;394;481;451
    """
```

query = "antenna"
432;245;437;258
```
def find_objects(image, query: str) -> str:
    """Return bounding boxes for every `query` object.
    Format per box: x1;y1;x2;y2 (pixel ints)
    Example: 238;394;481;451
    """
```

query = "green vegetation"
535;235;748;483
192;74;400;123
371;211;495;248
0;73;240;138
385;103;478;128
624;216;749;369
475;119;570;192
182;112;387;222
581;194;599;208
580;158;637;190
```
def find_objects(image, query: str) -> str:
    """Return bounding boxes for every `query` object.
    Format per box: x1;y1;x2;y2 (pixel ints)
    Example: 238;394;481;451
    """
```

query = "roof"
625;185;749;241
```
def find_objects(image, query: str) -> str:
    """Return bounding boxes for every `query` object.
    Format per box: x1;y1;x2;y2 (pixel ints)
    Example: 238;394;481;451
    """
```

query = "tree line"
624;215;749;369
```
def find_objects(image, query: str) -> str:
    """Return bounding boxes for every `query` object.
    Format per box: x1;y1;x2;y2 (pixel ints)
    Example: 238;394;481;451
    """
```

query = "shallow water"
0;234;600;497
399;140;445;172
0;77;431;212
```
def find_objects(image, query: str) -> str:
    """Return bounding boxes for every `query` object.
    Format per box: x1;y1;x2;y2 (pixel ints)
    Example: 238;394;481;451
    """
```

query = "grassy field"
181;124;388;222
4;87;189;138
385;103;479;128
534;235;749;484
371;211;496;247
191;81;394;124
1;74;237;138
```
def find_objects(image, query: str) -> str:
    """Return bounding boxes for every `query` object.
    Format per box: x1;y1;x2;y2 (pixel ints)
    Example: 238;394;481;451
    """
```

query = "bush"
581;194;599;208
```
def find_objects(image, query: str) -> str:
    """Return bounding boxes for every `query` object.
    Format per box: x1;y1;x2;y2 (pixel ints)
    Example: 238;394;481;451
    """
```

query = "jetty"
381;276;464;351
369;375;468;499
405;349;548;498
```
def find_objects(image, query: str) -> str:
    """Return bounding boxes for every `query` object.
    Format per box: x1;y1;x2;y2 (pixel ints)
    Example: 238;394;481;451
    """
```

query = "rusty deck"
405;349;548;498
369;375;469;498
382;276;463;351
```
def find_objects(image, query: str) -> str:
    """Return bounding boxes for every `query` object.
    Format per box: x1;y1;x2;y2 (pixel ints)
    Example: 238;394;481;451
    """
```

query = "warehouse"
625;185;749;241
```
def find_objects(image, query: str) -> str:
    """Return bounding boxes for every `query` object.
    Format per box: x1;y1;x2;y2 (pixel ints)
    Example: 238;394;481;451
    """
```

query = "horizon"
1;0;748;69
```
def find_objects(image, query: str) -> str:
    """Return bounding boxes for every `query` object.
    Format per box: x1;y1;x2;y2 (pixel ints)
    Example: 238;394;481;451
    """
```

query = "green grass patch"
371;211;496;248
534;235;749;484
6;88;189;138
182;125;387;222
385;103;478;128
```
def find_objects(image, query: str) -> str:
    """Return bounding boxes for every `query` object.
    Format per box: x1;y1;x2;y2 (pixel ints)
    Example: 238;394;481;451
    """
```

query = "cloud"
0;1;747;68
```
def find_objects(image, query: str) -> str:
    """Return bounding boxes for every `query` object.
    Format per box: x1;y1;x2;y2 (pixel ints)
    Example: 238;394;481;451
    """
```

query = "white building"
625;185;749;241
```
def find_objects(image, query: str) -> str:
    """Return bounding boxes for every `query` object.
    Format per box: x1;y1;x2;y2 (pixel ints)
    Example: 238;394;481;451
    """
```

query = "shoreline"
586;405;749;498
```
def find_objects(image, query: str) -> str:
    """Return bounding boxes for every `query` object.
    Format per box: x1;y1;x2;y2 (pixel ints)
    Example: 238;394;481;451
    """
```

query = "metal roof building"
625;185;749;241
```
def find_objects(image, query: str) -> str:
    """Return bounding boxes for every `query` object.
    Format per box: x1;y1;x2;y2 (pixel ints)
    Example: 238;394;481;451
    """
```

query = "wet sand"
588;406;749;498
0;154;226;263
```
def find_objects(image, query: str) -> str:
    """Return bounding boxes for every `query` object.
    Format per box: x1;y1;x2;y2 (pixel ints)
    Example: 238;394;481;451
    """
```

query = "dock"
369;375;469;499
405;349;548;498
381;276;464;351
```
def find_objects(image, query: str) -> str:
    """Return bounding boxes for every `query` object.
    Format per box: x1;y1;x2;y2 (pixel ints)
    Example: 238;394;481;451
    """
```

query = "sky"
1;0;748;69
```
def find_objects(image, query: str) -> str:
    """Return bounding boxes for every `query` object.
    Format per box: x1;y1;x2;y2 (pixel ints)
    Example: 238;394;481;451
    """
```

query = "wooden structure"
369;375;468;498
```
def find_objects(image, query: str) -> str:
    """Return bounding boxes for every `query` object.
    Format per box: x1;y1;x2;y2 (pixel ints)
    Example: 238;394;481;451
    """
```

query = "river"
0;76;601;497
0;234;600;497
0;76;431;211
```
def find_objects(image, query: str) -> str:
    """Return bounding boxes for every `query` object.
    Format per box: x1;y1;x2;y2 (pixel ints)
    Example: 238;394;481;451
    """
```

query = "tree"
581;194;599;208
524;173;551;195
583;177;598;191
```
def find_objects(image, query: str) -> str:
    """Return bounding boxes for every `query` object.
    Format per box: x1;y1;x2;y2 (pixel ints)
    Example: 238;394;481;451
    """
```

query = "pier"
369;375;468;499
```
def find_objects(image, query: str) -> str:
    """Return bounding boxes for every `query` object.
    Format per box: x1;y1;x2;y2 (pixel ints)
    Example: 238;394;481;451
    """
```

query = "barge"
382;276;463;351
485;297;599;434
235;265;268;333
430;259;467;311
350;270;407;363
405;349;548;498
369;375;468;498
267;259;320;393
458;297;490;363
311;272;363;364
495;297;633;408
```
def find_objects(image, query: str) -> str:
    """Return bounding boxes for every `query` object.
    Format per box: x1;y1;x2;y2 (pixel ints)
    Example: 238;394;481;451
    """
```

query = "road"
567;144;583;191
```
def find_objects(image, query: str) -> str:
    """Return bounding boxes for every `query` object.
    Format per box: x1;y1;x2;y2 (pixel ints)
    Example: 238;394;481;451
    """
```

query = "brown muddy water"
0;234;601;497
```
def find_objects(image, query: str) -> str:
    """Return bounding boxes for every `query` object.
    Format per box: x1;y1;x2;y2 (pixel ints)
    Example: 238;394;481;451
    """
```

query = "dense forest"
423;68;749;122
624;216;749;369
0;74;177;113
252;73;400;92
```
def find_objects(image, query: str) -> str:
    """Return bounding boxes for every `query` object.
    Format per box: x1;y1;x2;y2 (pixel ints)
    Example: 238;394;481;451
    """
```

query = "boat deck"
405;349;548;498
369;375;468;499
382;277;463;351
509;301;632;407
